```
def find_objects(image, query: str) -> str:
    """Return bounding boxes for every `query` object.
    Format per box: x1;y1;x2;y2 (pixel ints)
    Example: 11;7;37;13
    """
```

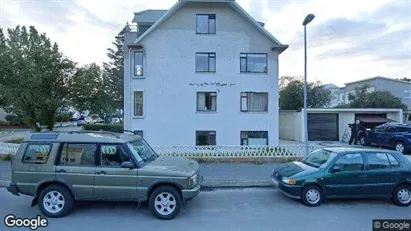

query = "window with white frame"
404;90;411;99
134;51;143;76
197;92;217;112
196;14;216;34
241;131;268;145
241;92;268;112
240;53;267;73
196;52;216;72
196;131;216;146
134;91;144;117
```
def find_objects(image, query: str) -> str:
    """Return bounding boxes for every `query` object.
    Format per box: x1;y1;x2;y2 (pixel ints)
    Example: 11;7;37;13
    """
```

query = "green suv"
7;131;203;220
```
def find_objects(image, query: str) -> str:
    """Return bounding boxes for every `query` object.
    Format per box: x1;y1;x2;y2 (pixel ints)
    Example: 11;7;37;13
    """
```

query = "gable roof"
345;76;411;86
133;0;288;53
132;10;168;24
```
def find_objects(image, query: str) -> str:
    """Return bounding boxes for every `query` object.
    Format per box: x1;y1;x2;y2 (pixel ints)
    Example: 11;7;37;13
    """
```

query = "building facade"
122;0;288;146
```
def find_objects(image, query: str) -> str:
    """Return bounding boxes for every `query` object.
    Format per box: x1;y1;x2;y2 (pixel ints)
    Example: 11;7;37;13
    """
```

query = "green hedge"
83;124;124;133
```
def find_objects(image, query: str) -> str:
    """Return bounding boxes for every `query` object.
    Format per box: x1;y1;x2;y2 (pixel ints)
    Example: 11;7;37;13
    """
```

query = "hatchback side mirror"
332;165;341;173
121;161;134;169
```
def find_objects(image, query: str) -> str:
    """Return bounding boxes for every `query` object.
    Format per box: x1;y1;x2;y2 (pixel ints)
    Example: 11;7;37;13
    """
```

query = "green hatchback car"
271;147;411;207
7;131;203;220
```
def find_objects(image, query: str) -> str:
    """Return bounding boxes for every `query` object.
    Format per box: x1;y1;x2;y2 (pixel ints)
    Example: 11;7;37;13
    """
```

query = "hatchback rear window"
22;144;52;164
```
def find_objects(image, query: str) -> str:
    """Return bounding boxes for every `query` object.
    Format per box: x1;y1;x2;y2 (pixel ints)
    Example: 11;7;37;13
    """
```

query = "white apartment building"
122;0;288;146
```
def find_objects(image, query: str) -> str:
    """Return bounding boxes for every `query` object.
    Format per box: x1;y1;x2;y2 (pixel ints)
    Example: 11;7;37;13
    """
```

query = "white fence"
0;142;315;158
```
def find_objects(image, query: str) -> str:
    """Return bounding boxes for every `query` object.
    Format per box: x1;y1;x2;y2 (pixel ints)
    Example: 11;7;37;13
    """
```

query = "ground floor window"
196;131;216;146
241;131;268;145
133;130;143;138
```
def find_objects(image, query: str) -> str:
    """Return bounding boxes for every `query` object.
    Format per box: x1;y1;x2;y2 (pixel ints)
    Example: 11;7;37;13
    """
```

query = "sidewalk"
0;161;278;188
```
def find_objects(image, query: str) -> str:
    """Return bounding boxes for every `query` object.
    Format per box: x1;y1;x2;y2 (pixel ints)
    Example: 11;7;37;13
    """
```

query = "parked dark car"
271;148;411;207
360;123;411;154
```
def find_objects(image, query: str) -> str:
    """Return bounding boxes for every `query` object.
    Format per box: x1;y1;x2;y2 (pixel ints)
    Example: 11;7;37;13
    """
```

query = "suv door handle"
96;171;106;175
56;169;66;173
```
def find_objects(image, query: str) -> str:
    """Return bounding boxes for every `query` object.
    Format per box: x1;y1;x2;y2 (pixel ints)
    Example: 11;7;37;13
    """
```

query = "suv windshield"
127;138;158;163
302;149;335;168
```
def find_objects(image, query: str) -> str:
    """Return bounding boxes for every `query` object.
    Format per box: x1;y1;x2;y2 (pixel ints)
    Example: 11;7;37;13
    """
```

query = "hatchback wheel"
38;185;74;218
393;185;411;206
149;186;182;220
301;185;322;207
395;142;405;154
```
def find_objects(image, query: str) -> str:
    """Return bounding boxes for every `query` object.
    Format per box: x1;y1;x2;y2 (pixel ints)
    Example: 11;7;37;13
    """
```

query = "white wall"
124;2;280;146
387;112;402;122
279;111;297;141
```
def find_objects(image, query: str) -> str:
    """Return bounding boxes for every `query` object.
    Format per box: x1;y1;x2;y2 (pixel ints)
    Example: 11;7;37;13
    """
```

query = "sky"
0;0;410;87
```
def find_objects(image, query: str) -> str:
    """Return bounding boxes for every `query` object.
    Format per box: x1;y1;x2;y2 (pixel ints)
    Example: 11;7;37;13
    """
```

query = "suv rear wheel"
149;186;182;220
38;185;74;218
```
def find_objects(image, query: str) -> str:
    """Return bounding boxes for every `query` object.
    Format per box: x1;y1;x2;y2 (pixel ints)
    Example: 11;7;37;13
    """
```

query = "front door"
362;152;401;196
93;144;138;201
55;143;98;200
324;153;367;198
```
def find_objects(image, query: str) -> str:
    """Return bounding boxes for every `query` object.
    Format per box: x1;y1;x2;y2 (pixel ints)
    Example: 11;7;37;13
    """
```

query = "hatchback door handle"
56;169;66;173
359;174;367;178
96;171;106;175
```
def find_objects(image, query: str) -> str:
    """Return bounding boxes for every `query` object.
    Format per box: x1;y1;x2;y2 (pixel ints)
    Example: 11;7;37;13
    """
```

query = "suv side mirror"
332;165;341;173
121;161;134;169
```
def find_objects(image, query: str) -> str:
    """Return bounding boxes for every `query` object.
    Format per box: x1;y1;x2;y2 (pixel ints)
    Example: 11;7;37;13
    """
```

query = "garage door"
308;113;339;141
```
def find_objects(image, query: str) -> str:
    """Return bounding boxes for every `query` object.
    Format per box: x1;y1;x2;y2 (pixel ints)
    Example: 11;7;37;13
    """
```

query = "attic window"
196;14;216;34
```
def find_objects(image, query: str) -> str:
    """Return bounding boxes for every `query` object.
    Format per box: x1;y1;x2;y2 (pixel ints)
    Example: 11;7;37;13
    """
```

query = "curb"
0;180;9;188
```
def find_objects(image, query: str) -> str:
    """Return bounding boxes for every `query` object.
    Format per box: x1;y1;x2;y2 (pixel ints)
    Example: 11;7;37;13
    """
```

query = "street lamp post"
302;14;315;156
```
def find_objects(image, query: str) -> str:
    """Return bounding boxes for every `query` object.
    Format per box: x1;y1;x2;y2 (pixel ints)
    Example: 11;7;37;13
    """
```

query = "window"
374;126;386;133
134;130;144;138
196;53;216;72
404;90;411;99
134;51;143;76
241;131;268;145
240;53;267;73
396;127;410;133
302;149;336;168
101;145;130;167
134;91;144;117
366;87;375;93
333;153;364;172
197;92;217;112
366;153;390;170
58;143;97;166
196;131;216;146
386;126;396;133
387;154;400;167
196;14;216;34
241;92;268;112
22;144;52;164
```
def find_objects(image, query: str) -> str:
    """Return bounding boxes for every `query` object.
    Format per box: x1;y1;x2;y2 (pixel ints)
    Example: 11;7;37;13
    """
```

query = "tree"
70;63;116;120
398;77;411;82
0;26;75;131
279;76;332;110
102;30;125;114
339;85;407;110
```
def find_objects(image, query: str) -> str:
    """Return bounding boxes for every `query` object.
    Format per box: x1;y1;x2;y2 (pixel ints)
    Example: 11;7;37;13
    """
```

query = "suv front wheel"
38;185;74;218
149;186;182;220
394;142;406;154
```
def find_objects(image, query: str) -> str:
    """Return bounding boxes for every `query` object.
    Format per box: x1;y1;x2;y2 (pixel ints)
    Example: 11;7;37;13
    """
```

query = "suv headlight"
282;177;296;185
189;174;198;185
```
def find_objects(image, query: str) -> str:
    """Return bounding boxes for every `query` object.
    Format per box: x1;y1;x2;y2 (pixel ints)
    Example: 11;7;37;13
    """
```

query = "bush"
5;114;25;126
0;154;15;161
55;112;73;122
83;124;124;133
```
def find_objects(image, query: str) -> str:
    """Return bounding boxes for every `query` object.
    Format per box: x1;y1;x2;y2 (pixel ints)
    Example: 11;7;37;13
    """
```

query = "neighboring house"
122;0;288;146
322;83;339;107
337;76;411;109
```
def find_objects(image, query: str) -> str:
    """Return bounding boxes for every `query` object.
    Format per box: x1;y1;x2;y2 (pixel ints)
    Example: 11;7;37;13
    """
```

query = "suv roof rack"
67;130;122;139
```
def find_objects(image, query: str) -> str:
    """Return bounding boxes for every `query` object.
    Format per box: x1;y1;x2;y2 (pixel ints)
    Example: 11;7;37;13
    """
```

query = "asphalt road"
0;188;409;231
